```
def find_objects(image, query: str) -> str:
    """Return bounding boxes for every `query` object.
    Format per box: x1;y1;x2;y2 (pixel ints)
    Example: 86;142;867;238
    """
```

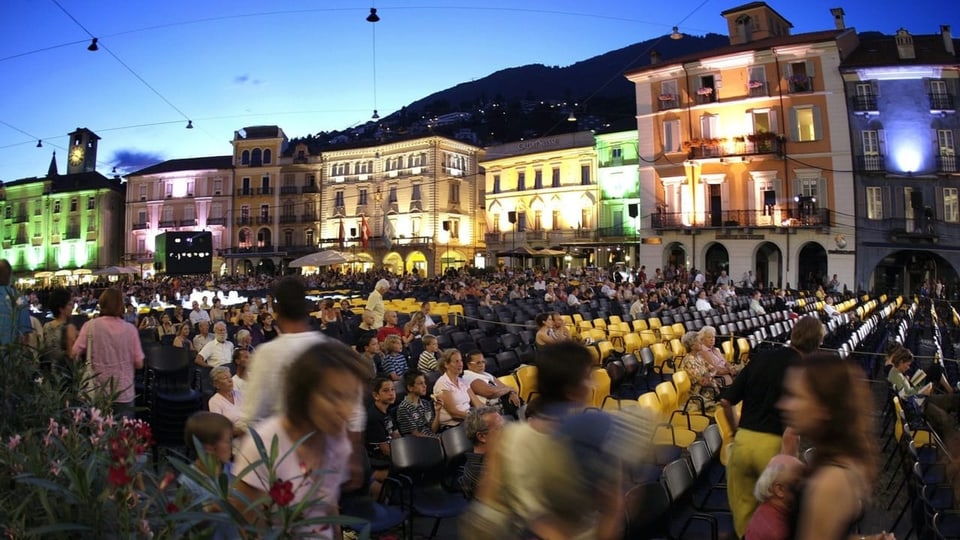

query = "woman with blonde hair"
698;325;737;385
434;348;484;429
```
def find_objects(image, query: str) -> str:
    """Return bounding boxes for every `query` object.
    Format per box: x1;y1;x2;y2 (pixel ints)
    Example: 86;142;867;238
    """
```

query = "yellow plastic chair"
659;325;676;343
632;319;649;332
623;333;644;356
640;329;659;348
736;337;751;364
721;340;735;363
591;368;612;409
572;313;585;325
670;371;712;431
650;342;675;378
498;373;520;395
596;340;615;364
592;318;607;331
608;315;623;325
515;365;538;402
670;338;686;361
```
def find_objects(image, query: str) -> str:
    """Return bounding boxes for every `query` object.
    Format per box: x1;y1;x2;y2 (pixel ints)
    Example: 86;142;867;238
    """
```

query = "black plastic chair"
390;436;468;539
624;481;671;538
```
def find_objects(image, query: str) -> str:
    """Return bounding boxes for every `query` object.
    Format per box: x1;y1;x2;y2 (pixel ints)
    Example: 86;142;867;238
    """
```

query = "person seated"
887;345;960;444
435;349;485;430
534;313;558;347
380;334;407;382
179;412;238;539
195;322;234;368
417;335;440;373
172;322;195;352
396;371;442;438
548;312;571;341
462;351;521;418
461;406;504;499
822;296;843;318
377;310;407;345
744;455;805;540
679;331;720;407
695;290;714;312
749;291;766;316
697;325;737;384
207;366;246;437
232;348;250;394
193;320;214;351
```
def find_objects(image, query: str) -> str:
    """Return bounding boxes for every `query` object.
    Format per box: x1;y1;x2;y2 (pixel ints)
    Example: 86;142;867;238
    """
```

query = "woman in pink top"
72;288;144;418
434;348;484;428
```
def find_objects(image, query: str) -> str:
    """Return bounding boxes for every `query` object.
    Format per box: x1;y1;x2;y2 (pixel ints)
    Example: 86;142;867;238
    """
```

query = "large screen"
154;231;213;275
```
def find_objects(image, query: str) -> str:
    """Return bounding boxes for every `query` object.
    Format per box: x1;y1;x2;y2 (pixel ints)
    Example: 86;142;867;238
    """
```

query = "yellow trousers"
726;428;783;538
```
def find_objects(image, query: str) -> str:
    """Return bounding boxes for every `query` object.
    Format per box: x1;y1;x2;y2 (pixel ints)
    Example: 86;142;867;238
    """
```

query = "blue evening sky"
1;0;956;181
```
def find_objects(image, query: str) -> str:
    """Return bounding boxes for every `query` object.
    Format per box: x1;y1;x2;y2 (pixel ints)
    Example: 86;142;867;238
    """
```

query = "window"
747;65;766;94
492;174;501;194
944;188;959;223
162;206;174;223
305;229;315;246
534;210;542;231
866;187;883;220
411;216;421;236
860;130;884;171
184;205;195;221
789;106;821;142
241;150;250;165
534;169;543;189
54;200;61;213
263;149;272;164
213;179;222;195
358;189;368;206
211;203;222;220
659;79;679;108
552;209;560;230
284;230;293;245
165;184;173;198
663;119;681;153
904;187;915;230
260;205;269;219
751;109;777;134
517;171;526;191
137;210;147;224
187;180;195;196
449;181;461;204
411;184;422;208
335;191;345;208
35;201;42;216
700;114;720;140
799;178;818;198
261;175;270;190
251;149;262;166
787;61;814;92
939;129;956;155
854;82;878;111
240;205;250;219
492;213;500;233
697;74;718;102
551;168;561;188
87;197;95;210
580;165;591;185
139;185;147;200
388;186;398;203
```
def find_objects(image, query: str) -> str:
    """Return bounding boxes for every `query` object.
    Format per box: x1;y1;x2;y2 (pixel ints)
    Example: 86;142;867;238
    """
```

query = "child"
180;411;236;539
380;334;407;381
396;370;442;439
418;334;440;372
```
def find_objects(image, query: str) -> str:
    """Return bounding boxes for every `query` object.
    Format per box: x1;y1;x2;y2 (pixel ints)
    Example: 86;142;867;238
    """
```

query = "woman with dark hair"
172;322;195;351
534;313;556;347
233;341;371;538
41;288;78;372
71;288;144;418
468;341;625;540
778;353;891;540
259;312;278;342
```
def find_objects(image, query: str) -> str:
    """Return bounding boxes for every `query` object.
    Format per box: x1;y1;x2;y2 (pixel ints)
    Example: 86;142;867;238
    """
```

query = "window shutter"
715;73;723;89
933;129;941;153
816;177;828;208
805;60;816;78
812;106;823;140
789;108;800;141
747;177;756;209
792;178;801;201
936;190;945;222
882;186;891;220
785;63;794;78
721;182;731;206
871;80;880;97
769;110;779;133
745;111;754;133
774;178;784;206
877;129;887;156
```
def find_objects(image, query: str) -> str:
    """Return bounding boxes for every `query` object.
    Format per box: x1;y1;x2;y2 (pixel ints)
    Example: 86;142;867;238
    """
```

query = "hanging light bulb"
671;26;683;40
372;110;380;120
36;140;43;148
567;111;577;122
87;38;99;51
112;166;117;174
186;120;194;129
366;8;380;23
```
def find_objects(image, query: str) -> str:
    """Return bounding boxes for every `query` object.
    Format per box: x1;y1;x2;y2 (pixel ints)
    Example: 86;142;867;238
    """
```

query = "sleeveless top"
788;462;865;539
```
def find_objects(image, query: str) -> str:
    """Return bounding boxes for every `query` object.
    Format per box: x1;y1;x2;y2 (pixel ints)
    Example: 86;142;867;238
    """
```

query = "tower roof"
47;151;58;177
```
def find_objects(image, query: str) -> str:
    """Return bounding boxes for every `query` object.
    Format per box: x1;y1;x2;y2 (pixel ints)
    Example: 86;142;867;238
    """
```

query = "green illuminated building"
0;128;125;277
596;129;642;250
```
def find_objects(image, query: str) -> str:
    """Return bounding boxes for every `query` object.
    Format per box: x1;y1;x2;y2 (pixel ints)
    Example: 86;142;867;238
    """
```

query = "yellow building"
319;136;484;276
0;128;125;282
125;156;234;276
625;2;858;289
276;141;323;264
481;131;599;267
228;126;286;274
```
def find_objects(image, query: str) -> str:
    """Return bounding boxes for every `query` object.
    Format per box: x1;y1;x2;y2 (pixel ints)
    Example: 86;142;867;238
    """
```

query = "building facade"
0;128;125;280
124;156;234;276
841;27;960;295
626;2;859;290
481;131;600;268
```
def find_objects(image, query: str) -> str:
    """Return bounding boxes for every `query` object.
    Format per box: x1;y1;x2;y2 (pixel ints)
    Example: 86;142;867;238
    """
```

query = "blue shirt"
0;286;33;345
381;352;408;378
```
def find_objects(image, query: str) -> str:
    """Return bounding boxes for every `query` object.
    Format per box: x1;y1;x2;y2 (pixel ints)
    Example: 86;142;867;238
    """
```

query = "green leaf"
26;522;92;535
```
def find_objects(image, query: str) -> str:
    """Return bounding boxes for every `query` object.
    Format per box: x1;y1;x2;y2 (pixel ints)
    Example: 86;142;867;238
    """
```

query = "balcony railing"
236;217;253;226
65;228;81;240
179;219;197;227
13;215;27;224
484;232;503;244
686;136;783;160
279;214;297;224
158;220;177;228
652;208;831;229
851;94;878;112
132;222;148;230
207;217;226;226
930;93;955;111
748;82;768;98
236;187;274;196
599;157;640;168
657;95;680;111
696;91;717;105
301;184;318;194
856;154;886;173
301;213;317;222
788;76;813;93
256;215;272;225
937;154;958;173
280;186;299;195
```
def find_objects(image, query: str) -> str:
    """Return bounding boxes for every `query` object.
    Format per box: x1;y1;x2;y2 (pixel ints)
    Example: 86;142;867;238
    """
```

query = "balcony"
236;217;253;226
595;226;632;238
485;232;503;244
747;81;768;98
856;154;886;173
158;220;177;228
236;187;274;196
15;236;27;245
221;246;278;256
301;213;317;223
334;206;346;216
132;222;148;230
788;75;813;93
599;157;640;168
207;217;226;226
657;94;680;111
651;208;831;230
930;93;955;111
409;201;423;213
686;135;783;160
13;215;27;224
937;154;958;173
851;94;878;113
355;205;368;216
280;186;299;195
279;214;298;224
86;230;98;241
256;215;272;225
31;236;44;247
525;230;546;241
179;219;196;227
301;184;318;194
695;90;717;105
65;228;81;240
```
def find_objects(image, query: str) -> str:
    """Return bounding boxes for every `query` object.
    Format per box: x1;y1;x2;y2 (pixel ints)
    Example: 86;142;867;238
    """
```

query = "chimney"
943;25;955;55
650;50;661;65
830;8;845;30
895;28;916;60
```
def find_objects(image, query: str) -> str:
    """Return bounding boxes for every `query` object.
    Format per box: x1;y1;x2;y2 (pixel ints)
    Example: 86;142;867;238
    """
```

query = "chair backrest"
671;370;692;404
655;381;679;412
591;368;612;409
639;347;655;372
621;353;640;377
440;425;472;463
515;365;538;402
632;319;649;332
624;481;670;535
390;435;445;471
662;458;695;501
637;392;662;419
688;440;711;475
702;424;722;456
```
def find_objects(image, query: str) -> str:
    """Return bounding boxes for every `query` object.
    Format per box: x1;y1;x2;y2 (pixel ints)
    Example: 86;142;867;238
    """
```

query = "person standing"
720;315;823;538
0;259;33;345
366;279;390;329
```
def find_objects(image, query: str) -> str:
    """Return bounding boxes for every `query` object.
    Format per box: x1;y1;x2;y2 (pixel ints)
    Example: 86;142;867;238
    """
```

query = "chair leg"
428;517;442;540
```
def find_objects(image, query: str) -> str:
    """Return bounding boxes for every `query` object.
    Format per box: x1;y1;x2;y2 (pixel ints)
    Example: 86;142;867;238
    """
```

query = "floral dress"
680;353;718;409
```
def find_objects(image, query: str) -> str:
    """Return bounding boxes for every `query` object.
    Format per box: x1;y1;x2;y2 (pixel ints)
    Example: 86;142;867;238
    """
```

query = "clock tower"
66;127;100;175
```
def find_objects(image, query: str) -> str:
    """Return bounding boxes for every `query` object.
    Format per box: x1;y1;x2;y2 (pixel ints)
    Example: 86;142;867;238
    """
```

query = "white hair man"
366;279;390;329
743;454;804;540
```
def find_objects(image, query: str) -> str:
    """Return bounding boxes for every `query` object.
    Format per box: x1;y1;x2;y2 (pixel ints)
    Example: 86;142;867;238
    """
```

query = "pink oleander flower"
89;408;103;426
50;460;62;477
47;418;59;435
71;409;84;425
7;434;22;450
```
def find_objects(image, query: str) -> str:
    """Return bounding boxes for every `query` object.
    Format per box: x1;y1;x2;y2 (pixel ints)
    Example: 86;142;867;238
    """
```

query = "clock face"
69;147;84;165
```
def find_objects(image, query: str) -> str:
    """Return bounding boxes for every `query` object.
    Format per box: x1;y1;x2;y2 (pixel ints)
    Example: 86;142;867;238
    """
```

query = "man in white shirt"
189;301;210;327
716;271;731;286
695;290;714;312
823;296;843;318
195;321;234;367
366;279;389;329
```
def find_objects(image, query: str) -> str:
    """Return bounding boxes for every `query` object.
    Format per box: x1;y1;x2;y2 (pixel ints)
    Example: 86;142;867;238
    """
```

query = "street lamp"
508;211;518;268
441;220;451;275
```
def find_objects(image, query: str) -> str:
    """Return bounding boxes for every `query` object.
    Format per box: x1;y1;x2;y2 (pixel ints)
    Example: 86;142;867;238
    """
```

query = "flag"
360;216;370;248
338;219;345;249
382;214;395;251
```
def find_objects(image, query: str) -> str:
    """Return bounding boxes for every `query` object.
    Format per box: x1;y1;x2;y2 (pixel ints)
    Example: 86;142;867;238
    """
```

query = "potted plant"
658;93;676;101
696;87;714;96
747;80;764;89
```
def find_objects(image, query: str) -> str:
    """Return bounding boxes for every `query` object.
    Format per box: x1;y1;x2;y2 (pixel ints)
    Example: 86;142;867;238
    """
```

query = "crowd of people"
0;256;919;539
